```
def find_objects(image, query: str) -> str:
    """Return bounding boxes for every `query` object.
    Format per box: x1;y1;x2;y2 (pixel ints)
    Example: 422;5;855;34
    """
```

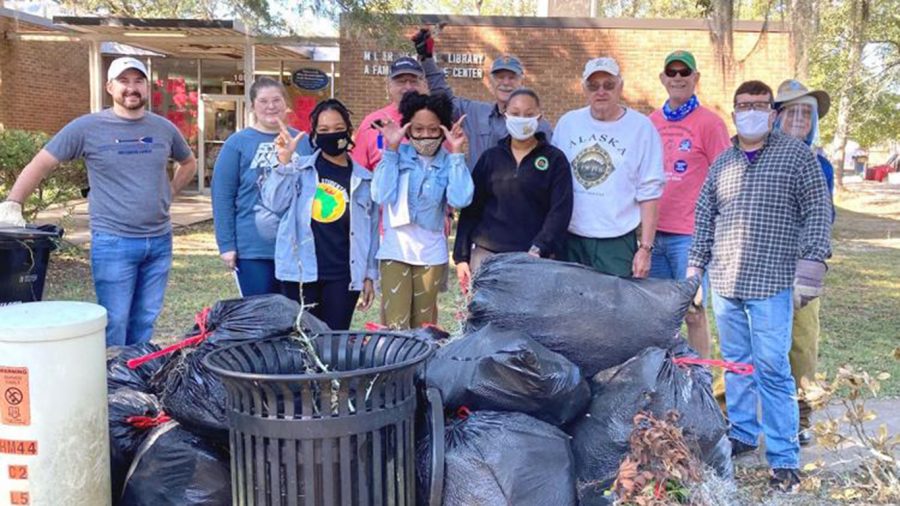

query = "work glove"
685;266;704;310
0;201;26;227
411;28;434;60
793;259;827;309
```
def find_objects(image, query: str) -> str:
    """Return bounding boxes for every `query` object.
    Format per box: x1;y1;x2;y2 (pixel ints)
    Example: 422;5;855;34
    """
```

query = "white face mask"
735;110;772;141
505;115;540;141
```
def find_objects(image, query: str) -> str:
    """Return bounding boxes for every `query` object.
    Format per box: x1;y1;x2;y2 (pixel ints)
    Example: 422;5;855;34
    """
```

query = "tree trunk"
831;0;869;190
708;0;735;93
788;0;816;80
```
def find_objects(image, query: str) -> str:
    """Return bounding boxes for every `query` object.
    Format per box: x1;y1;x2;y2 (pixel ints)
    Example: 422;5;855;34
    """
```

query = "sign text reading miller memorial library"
362;51;486;79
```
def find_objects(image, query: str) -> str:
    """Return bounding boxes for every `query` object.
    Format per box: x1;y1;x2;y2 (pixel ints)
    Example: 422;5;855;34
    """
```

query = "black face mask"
313;131;351;157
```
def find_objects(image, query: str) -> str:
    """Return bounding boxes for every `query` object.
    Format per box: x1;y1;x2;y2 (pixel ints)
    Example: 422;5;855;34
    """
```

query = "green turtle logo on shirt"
534;156;549;171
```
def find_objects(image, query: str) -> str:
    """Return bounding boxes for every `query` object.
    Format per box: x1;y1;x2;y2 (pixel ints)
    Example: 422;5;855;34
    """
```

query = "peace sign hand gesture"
275;118;305;165
441;115;468;154
374;118;409;152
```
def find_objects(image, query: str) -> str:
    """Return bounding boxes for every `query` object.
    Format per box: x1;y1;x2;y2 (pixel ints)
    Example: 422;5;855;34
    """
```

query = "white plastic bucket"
0;301;110;506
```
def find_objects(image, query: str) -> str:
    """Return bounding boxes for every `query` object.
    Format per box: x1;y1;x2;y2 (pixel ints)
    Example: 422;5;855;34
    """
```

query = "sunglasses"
664;67;693;78
585;80;618;92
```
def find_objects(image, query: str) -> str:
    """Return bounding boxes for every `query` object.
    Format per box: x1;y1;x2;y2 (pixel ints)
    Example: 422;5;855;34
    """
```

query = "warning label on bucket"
10;490;30;505
0;367;30;426
0;439;37;456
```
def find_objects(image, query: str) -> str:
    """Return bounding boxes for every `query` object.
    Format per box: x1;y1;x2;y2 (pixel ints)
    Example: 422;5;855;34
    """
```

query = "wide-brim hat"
773;79;831;118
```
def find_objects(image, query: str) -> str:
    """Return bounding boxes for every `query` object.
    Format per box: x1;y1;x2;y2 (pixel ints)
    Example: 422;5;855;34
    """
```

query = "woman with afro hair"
371;91;473;329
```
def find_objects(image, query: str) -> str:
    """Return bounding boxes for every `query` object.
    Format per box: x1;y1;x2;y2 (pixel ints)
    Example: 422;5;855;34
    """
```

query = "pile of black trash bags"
106;253;733;506
418;253;734;506
106;294;328;506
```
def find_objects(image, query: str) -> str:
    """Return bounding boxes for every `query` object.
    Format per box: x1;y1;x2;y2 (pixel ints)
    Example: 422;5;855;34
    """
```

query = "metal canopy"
51;16;336;60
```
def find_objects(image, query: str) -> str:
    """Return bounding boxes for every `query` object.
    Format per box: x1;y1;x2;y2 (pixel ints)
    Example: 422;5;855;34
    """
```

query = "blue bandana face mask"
662;94;700;122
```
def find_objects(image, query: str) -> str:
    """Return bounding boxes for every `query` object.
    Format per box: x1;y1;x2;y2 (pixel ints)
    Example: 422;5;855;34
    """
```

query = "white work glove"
0;201;26;227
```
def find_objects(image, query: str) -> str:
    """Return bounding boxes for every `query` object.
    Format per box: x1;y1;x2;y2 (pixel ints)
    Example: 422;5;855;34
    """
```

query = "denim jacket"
371;144;474;231
260;151;379;289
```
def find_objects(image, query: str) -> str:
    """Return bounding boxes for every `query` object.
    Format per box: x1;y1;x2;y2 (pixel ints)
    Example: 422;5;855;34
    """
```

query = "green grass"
42;202;899;395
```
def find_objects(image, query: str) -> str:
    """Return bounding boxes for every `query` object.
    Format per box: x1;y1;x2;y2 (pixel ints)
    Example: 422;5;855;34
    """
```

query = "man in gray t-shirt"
0;57;197;347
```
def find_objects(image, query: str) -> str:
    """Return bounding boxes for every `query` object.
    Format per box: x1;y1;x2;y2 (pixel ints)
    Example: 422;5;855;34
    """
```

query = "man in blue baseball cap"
412;27;552;165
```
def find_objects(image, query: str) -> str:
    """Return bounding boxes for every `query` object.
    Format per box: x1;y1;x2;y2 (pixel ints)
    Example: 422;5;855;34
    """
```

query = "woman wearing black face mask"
260;99;379;330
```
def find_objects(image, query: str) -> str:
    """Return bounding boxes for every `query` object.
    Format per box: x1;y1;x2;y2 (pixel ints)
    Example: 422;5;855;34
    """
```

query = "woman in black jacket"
453;88;574;292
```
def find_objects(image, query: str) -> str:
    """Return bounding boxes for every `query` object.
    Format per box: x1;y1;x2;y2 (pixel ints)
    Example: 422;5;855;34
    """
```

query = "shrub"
0;128;88;220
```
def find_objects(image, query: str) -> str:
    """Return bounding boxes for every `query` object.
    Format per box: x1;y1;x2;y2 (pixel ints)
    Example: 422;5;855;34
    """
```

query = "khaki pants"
380;260;447;330
790;297;821;429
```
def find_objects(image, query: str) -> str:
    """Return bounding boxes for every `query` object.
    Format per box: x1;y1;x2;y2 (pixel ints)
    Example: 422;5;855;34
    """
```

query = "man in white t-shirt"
552;57;665;277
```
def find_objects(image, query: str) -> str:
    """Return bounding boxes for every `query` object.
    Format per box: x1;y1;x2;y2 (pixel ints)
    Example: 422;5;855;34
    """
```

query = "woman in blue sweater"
261;99;379;330
372;91;473;329
212;77;310;296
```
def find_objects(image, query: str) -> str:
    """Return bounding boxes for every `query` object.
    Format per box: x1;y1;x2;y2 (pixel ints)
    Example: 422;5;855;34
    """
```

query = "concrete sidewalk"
33;193;213;246
735;398;900;472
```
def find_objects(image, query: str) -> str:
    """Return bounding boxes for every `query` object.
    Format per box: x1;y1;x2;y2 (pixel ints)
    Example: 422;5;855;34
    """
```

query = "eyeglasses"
664;67;693;78
585;80;618;93
734;101;772;112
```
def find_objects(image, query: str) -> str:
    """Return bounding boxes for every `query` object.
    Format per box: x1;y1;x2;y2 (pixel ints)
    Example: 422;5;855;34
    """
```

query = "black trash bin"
204;331;441;506
0;224;63;305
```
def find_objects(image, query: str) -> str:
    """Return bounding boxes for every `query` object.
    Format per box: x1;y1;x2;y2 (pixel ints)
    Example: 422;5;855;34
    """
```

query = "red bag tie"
672;357;755;376
364;321;387;331
126;307;213;370
126;412;172;429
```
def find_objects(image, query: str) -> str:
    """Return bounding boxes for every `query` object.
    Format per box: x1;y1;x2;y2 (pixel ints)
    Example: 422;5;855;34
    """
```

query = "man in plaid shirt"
687;80;832;492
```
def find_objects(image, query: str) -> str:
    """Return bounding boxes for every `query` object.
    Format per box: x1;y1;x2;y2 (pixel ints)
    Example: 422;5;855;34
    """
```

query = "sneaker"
769;468;801;492
730;438;758;457
798;428;814;447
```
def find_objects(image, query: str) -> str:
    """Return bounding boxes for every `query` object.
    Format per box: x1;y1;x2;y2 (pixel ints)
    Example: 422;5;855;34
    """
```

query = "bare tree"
831;0;870;190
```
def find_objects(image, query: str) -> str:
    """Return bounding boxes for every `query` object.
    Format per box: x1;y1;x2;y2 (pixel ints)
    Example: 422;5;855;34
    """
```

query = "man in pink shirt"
649;50;731;358
351;57;429;170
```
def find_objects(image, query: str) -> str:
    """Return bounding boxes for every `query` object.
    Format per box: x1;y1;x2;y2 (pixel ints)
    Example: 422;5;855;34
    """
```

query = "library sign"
361;51;486;79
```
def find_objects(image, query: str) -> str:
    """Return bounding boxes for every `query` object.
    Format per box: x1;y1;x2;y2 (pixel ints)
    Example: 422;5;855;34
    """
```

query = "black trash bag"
120;421;231;506
442;411;577;506
411;324;450;344
567;346;731;504
150;341;228;439
151;303;328;440
422;324;590;426
108;389;166;503
467;253;698;377
202;293;304;344
107;343;165;392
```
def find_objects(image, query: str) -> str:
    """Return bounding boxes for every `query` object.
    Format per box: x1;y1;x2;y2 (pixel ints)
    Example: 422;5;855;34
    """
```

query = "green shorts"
563;230;637;277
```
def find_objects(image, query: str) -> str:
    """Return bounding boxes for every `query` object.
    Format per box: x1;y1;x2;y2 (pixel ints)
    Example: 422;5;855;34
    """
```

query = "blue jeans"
234;258;282;297
650;232;691;279
712;287;799;469
91;231;172;347
650;232;709;297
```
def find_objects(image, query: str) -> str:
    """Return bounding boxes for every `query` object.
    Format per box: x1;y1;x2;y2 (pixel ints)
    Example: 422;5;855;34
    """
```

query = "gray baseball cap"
491;55;524;76
389;57;425;79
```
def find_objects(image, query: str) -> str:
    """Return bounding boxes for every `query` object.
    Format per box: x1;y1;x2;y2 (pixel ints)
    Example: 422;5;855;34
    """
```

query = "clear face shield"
776;100;819;146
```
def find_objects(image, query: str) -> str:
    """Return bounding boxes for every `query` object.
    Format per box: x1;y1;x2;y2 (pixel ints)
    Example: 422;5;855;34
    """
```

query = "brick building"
338;15;793;131
0;8;90;133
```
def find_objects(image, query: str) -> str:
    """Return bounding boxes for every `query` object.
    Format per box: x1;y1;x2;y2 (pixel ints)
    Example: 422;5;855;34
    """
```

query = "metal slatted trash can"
203;331;437;506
